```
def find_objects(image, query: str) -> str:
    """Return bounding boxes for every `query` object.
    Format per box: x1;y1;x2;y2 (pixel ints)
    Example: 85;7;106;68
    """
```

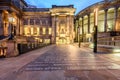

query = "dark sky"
25;0;103;14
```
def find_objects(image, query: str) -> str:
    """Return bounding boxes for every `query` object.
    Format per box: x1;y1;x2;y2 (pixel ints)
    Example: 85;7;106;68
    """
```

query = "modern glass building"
75;0;120;51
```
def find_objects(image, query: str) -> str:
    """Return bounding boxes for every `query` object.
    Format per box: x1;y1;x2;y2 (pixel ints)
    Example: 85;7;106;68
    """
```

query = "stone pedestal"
6;40;19;57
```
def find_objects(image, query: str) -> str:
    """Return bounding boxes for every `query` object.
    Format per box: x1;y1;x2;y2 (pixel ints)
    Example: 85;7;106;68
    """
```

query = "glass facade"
75;0;120;48
107;8;115;31
90;13;94;33
83;15;88;34
98;10;105;32
79;18;82;34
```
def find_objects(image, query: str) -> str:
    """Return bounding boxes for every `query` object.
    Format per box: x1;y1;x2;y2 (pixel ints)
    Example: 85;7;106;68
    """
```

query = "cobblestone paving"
1;45;120;80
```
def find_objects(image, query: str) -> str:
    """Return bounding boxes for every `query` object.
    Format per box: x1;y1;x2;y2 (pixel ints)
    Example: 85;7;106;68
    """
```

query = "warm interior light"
48;28;52;34
31;27;34;35
94;8;98;26
43;28;46;34
113;49;120;53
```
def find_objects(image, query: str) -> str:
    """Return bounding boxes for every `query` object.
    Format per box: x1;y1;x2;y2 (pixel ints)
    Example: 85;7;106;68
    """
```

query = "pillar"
104;9;108;32
114;7;118;31
51;15;56;43
88;14;90;33
82;17;84;42
75;20;79;42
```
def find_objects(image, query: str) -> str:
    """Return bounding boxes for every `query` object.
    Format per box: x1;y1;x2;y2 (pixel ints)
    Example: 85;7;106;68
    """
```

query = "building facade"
0;0;76;57
75;0;120;50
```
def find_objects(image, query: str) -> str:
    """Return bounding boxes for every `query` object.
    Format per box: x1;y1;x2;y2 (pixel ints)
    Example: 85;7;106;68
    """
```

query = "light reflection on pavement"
1;45;120;80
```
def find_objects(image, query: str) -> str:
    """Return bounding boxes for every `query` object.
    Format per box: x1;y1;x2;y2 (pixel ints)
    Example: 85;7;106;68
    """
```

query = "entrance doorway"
59;38;66;44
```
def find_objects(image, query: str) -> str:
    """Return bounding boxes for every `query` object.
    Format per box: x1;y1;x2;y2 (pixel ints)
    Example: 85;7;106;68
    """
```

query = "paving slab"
0;45;120;80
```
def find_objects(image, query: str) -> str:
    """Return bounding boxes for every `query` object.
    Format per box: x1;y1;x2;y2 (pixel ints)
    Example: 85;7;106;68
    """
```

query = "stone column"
75;20;79;42
51;15;56;43
71;15;74;43
82;17;84;42
16;17;19;36
66;15;69;35
114;7;118;31
3;11;9;36
18;16;20;36
88;14;90;33
20;18;24;35
104;9;108;32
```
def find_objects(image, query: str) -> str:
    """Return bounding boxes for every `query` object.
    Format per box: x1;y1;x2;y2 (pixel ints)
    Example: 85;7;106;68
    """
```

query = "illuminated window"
98;10;105;32
24;27;31;36
44;39;50;43
118;8;120;18
39;39;42;43
107;8;115;31
83;15;88;34
43;28;46;34
116;8;120;31
33;27;39;36
48;28;52;34
90;13;94;33
31;27;34;35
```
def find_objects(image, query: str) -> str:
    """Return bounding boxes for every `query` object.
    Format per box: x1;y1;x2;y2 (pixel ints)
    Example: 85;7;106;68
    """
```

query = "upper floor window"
35;19;40;25
30;19;34;25
23;18;28;25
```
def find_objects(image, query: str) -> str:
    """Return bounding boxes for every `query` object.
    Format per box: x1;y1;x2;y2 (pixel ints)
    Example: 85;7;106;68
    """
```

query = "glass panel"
107;8;115;31
90;13;94;33
83;16;88;34
98;10;105;32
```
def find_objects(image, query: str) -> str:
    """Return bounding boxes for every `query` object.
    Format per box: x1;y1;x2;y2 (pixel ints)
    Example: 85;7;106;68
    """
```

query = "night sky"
25;0;103;14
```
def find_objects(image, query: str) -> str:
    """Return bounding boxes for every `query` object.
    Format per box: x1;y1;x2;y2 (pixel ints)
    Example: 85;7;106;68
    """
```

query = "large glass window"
33;27;39;36
98;10;105;32
24;26;31;36
83;15;88;34
107;8;115;31
90;13;94;33
79;18;82;34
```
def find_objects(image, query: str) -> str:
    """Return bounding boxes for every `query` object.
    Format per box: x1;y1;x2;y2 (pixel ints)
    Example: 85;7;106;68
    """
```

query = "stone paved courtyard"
0;45;120;80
